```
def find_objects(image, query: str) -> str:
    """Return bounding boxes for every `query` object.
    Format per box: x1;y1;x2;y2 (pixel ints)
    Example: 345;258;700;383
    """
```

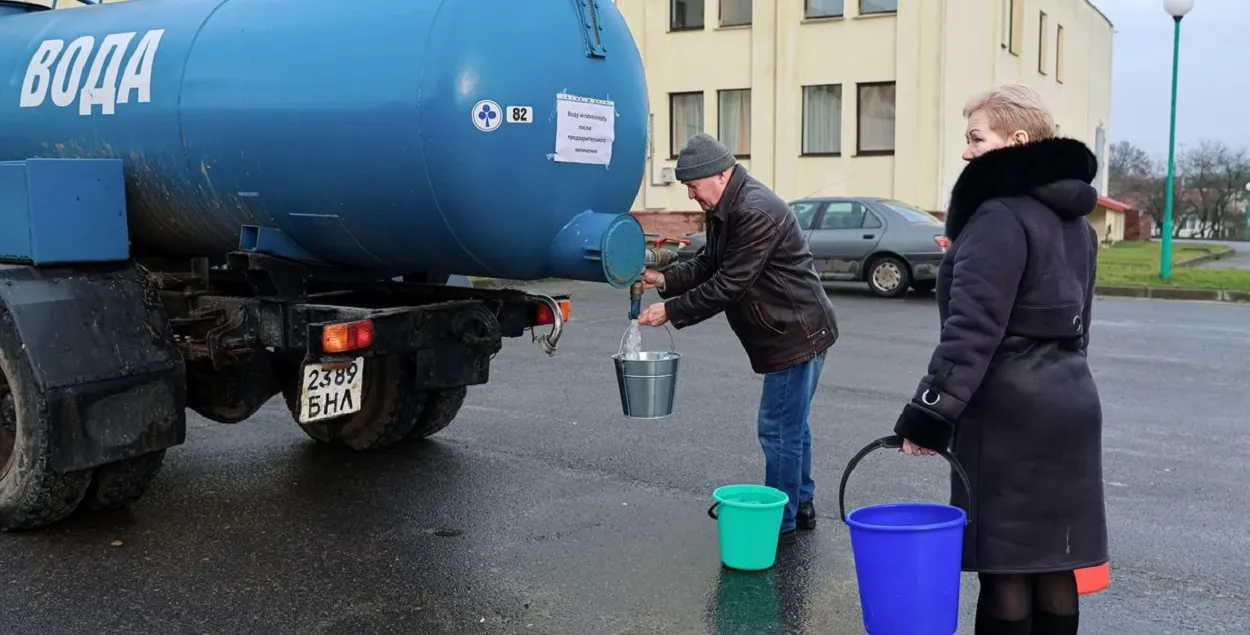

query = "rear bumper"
907;253;945;281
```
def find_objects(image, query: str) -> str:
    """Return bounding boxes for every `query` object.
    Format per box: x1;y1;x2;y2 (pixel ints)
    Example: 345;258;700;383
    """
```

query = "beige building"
617;0;1114;235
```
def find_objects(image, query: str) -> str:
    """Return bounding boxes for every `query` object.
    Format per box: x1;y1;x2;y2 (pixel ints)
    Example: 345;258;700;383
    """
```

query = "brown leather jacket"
659;165;838;374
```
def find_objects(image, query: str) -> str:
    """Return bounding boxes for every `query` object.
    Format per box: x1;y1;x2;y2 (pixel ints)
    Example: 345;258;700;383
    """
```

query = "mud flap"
0;263;186;473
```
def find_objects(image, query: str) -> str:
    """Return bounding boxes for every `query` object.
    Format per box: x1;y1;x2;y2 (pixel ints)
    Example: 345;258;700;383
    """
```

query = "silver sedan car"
674;196;951;298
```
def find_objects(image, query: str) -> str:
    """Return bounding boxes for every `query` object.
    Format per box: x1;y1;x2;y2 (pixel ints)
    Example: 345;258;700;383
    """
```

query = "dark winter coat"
893;137;1109;574
660;165;838;374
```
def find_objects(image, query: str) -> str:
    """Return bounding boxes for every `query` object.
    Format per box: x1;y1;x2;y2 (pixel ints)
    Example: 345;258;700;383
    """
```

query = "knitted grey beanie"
674;132;737;182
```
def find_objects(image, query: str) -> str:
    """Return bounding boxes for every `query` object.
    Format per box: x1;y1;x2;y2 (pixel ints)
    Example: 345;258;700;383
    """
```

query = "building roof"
1085;1;1114;30
1097;195;1134;213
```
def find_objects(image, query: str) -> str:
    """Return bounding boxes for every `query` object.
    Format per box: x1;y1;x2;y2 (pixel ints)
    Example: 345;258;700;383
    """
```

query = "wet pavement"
2;281;1248;635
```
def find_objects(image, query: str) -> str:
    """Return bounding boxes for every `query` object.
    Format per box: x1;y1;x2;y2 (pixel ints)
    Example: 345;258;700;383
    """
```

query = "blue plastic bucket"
838;436;975;635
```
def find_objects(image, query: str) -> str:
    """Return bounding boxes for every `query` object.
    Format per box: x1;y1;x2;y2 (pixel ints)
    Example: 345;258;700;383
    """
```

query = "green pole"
1160;16;1183;280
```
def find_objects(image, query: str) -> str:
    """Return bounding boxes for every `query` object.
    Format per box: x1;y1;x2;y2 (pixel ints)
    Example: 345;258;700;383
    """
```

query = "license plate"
298;357;365;423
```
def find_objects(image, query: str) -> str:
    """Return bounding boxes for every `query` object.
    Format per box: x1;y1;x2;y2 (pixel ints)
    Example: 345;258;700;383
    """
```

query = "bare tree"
1107;139;1250;239
1176;140;1250;239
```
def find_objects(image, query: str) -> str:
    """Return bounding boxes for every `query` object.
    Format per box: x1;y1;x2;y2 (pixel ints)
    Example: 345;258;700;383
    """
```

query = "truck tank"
0;0;649;287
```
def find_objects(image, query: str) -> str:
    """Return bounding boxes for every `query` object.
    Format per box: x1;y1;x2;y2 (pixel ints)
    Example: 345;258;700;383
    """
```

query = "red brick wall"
1123;209;1153;241
630;211;705;238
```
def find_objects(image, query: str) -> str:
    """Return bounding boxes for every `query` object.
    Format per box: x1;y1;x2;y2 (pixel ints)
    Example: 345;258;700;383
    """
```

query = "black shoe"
778;529;797;546
797;502;816;531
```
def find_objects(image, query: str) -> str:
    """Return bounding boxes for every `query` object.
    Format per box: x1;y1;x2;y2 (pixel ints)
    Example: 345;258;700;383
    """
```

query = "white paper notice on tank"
553;93;615;166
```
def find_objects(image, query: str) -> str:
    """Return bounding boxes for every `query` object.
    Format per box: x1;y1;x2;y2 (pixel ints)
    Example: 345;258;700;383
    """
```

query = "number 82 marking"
506;105;533;124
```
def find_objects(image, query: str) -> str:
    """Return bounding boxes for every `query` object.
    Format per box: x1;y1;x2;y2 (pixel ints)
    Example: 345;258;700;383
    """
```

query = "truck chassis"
0;249;568;532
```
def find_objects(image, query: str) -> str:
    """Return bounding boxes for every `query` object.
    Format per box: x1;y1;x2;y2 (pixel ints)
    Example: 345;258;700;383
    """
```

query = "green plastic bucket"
706;484;790;571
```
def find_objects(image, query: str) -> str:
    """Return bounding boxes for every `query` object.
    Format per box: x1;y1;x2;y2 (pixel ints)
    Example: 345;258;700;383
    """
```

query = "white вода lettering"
51;36;94;108
80;32;137;115
19;28;165;116
20;39;65;108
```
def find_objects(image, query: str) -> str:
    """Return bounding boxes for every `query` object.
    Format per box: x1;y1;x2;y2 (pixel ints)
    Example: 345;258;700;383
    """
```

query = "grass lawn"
1097;241;1250;292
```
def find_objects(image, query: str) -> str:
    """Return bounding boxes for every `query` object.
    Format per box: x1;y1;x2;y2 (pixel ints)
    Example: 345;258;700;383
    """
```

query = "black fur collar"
945;137;1099;241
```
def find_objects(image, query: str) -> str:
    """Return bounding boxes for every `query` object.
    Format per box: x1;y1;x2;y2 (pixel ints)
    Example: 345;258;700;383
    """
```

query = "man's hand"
638;302;668;327
901;438;938;457
642;269;665;291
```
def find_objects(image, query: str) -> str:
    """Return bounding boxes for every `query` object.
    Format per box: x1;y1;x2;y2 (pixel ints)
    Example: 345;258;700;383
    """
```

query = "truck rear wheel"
0;316;93;532
406;387;468;441
82;450;167;511
281;354;427;451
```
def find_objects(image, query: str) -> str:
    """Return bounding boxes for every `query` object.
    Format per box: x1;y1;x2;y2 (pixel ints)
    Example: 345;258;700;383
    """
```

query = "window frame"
1038;11;1049;75
804;0;844;19
719;0;752;27
716;88;752;159
668;91;704;159
1008;0;1024;55
855;81;897;157
800;83;843;157
1056;24;1066;83
858;0;898;16
669;0;705;32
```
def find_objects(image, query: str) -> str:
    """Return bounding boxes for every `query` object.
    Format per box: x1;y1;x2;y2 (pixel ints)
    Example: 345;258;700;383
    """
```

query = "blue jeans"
757;349;827;533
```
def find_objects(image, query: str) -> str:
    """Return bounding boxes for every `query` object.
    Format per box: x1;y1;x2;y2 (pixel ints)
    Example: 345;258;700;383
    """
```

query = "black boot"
797;502;816;530
1033;610;1079;635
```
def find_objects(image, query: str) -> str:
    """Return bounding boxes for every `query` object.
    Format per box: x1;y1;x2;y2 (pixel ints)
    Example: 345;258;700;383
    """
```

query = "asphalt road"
2;282;1247;635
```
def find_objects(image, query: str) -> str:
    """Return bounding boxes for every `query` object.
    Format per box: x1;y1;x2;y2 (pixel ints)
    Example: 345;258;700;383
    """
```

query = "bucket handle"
836;434;975;525
707;502;720;520
618;321;678;357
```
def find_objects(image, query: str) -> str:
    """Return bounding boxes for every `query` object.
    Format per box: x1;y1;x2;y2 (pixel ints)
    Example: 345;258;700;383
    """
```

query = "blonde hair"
962;84;1056;142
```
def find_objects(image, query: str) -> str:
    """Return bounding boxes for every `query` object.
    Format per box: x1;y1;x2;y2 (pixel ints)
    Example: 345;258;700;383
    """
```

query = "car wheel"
866;256;912;298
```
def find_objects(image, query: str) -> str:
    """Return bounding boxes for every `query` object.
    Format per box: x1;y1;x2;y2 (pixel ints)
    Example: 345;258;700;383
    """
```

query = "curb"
1096;285;1250;304
1175;247;1234;268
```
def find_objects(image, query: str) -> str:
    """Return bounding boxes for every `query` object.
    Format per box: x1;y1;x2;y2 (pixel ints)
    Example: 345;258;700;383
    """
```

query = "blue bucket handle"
836;434;975;525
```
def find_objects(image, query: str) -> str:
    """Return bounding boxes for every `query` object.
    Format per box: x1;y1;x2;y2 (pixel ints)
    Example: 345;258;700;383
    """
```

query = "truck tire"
281;354;427;452
406;387;468;441
0;314;94;532
83;450;166;511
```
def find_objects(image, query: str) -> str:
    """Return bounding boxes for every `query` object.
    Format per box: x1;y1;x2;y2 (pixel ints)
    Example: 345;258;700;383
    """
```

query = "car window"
863;212;883;229
817;201;867;230
878;199;943;225
788;201;821;230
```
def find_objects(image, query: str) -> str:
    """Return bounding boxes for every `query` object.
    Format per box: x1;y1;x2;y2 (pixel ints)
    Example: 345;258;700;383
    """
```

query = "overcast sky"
1095;0;1246;159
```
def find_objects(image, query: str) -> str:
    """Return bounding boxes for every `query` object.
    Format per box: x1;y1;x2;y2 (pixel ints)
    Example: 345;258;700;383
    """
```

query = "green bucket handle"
836;434;976;525
707;502;720;520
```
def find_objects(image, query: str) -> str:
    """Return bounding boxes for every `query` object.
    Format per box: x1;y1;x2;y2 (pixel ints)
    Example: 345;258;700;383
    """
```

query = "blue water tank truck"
0;0;667;531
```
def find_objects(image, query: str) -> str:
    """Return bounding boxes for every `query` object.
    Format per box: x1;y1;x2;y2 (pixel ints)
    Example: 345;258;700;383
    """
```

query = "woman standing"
892;84;1108;635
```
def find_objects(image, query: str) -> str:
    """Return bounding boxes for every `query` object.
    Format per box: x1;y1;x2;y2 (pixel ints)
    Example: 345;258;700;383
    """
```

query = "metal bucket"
612;324;681;419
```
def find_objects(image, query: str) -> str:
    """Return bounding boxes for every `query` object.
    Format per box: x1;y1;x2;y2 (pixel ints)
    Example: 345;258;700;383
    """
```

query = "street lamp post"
1159;0;1193;280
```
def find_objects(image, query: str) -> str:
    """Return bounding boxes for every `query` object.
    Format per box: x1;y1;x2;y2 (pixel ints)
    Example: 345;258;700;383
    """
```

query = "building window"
717;89;751;157
806;0;844;18
859;0;897;15
670;92;704;157
720;0;751;26
670;0;704;31
1008;0;1023;55
1056;25;1066;83
856;82;895;155
801;84;842;156
1038;11;1049;75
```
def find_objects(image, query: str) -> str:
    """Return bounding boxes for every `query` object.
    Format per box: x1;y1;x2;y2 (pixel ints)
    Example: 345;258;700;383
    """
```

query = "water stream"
621;319;643;360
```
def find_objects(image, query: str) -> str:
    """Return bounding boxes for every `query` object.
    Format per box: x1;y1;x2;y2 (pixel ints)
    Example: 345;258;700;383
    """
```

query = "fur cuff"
893;403;954;452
